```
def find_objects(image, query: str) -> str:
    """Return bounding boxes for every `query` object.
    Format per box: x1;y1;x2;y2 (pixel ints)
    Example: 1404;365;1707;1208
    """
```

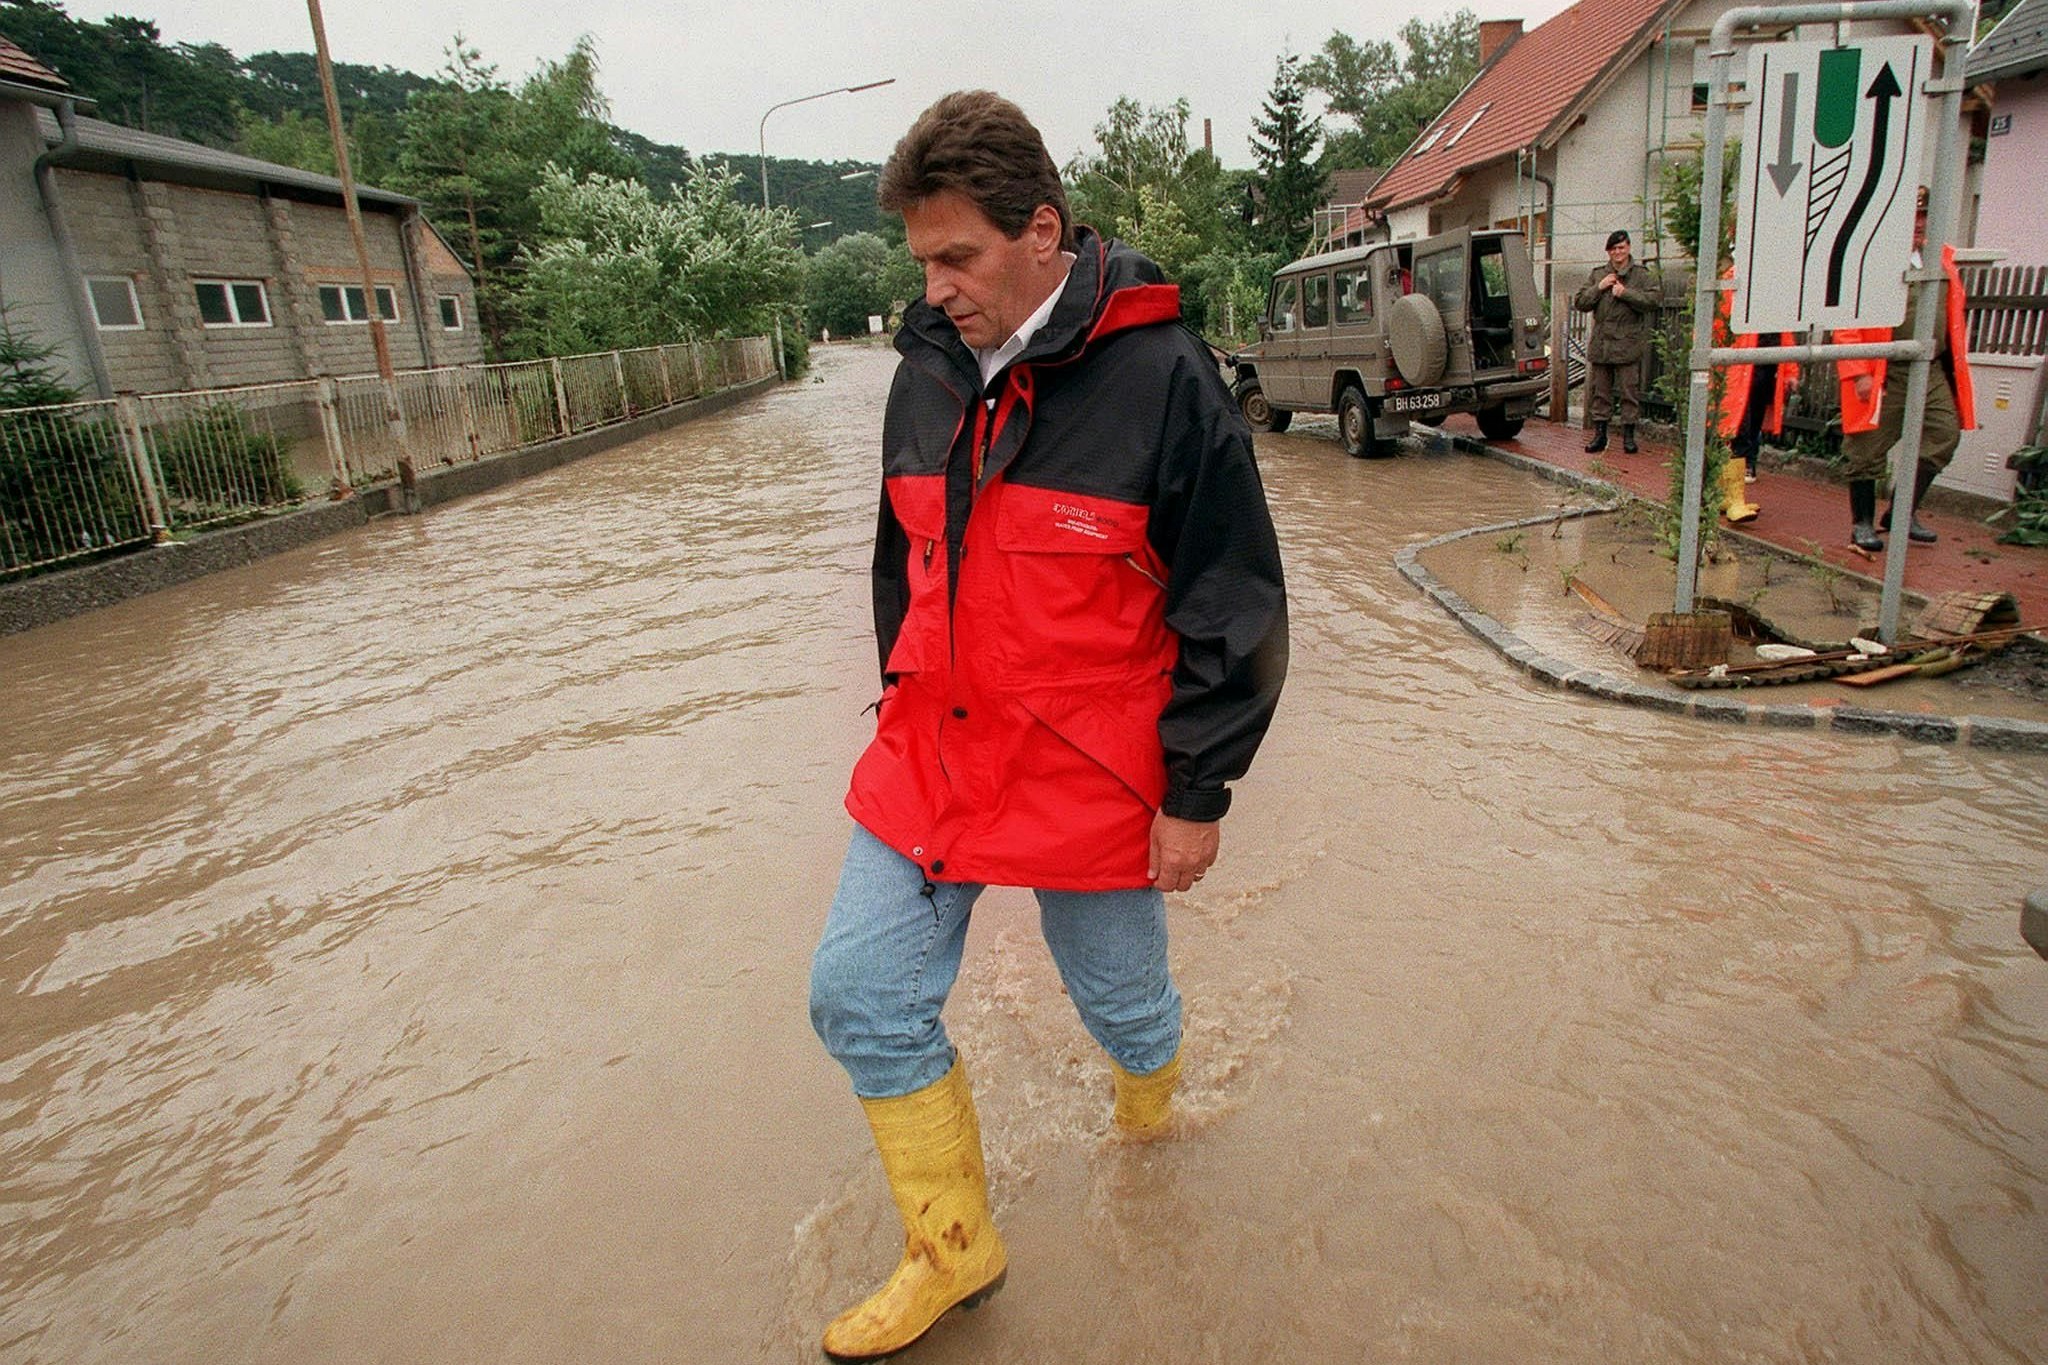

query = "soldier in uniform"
1575;228;1660;454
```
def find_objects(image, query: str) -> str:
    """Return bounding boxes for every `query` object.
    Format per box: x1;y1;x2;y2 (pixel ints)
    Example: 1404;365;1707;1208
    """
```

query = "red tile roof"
0;32;69;92
1367;0;1681;213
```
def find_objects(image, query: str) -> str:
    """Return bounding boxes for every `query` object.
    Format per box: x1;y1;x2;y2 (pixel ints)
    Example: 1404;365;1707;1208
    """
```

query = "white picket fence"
0;337;776;578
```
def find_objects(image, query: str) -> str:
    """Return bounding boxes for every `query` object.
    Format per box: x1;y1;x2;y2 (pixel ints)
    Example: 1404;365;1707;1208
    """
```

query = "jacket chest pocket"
990;487;1164;679
886;476;949;674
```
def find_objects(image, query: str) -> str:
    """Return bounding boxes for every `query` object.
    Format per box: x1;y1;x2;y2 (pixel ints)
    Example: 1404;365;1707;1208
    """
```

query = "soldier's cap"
1605;229;1630;249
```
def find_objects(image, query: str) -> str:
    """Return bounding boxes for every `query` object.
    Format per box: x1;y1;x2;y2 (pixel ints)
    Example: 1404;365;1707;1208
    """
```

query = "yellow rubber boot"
1110;1049;1182;1138
1722;457;1760;523
822;1057;1007;1362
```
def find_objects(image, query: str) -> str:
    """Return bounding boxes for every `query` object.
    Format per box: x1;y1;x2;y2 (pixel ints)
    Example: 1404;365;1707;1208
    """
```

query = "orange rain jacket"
1832;243;1978;435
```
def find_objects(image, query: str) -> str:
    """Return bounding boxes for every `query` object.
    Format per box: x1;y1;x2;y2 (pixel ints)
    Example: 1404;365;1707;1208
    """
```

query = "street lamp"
757;79;895;209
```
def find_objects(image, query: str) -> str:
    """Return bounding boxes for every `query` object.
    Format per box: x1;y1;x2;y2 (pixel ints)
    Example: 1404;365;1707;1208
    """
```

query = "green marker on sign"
1815;47;1861;147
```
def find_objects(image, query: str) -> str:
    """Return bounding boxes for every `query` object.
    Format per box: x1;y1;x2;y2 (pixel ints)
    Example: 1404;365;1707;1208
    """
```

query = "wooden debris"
1568;580;1644;659
1835;663;1922;687
1912;590;2021;640
1639;610;1732;670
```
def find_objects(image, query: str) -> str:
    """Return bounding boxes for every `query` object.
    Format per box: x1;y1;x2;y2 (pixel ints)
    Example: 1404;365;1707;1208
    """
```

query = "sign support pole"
1682;0;1974;639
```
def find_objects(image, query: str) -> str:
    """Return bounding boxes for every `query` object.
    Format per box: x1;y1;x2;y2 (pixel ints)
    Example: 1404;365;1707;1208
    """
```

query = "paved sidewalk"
1434;412;2048;628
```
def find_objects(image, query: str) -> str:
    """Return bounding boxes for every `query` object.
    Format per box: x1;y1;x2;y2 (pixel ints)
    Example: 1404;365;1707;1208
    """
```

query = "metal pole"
1877;23;1970;642
307;0;413;504
550;357;571;436
1684;0;1977;627
114;395;169;542
1675;28;1739;610
756;79;895;209
315;376;352;493
1550;284;1569;425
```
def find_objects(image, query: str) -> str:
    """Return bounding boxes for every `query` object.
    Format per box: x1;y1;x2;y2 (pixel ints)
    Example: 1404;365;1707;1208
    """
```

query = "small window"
438;295;462;331
1271;278;1299;332
1301;274;1330;329
1414;251;1465;323
87;277;143;330
1443;104;1490;149
194;279;271;327
317;283;401;324
1335;268;1373;325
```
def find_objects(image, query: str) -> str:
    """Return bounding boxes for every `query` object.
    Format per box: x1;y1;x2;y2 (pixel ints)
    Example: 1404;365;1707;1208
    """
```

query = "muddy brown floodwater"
2;344;2045;1364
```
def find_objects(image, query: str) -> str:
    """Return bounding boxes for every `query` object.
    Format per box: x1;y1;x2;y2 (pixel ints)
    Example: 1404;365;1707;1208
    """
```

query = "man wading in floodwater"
807;90;1288;1360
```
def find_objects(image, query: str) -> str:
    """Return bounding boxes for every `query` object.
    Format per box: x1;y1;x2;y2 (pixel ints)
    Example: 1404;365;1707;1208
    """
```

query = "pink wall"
1974;76;2048;257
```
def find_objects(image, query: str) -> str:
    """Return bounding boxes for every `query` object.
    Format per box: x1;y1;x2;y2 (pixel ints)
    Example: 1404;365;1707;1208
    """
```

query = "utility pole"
308;0;415;505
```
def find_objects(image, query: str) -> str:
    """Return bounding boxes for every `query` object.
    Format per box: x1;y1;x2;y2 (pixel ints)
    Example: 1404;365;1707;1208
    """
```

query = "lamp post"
756;79;895;208
756;79;893;379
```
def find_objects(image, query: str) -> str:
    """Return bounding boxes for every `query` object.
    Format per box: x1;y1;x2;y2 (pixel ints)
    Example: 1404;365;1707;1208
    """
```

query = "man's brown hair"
878;91;1074;248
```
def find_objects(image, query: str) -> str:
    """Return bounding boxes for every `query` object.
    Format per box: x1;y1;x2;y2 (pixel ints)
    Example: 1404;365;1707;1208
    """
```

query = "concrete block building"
1;32;481;400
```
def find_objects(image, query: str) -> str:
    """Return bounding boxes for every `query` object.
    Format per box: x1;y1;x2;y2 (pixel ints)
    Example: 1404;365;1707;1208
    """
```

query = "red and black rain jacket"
846;230;1288;891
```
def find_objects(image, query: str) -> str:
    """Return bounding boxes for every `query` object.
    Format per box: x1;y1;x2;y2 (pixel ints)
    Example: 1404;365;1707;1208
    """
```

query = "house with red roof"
1362;0;1951;298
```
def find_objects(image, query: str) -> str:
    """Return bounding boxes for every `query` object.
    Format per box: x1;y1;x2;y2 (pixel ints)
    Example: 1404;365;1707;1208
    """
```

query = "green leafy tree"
396;35;638;357
397;38;516;346
1305;11;1481;168
1660;139;1741;265
1249;54;1325;256
509;160;801;358
805;232;896;337
1116;186;1200;281
1067;97;1194;233
234;108;338;175
2;4;244;144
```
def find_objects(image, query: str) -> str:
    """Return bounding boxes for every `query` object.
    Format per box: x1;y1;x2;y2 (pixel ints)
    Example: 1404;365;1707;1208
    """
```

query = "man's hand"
1853;374;1874;405
1149;814;1219;893
1600;273;1620;291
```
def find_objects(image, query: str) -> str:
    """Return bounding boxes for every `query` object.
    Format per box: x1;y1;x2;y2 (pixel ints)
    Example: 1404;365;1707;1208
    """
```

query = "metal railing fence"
1;338;775;580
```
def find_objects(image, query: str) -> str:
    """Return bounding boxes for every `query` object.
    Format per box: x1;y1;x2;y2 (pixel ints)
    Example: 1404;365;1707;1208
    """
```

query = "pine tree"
1249;55;1326;256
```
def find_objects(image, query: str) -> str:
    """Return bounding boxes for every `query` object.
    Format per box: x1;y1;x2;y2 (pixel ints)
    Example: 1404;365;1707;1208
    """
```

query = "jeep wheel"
1475;405;1525;441
1337;386;1385;458
1233;378;1291;433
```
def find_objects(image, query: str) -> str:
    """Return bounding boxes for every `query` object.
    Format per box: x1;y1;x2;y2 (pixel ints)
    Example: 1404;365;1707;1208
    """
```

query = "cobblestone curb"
1395;510;2048;752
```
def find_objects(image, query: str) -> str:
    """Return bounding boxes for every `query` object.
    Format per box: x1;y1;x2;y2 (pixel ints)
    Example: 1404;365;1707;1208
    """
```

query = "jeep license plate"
1385;390;1448;415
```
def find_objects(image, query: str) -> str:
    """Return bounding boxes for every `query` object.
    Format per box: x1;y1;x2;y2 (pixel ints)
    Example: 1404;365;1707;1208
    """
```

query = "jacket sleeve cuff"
1161;784;1232;822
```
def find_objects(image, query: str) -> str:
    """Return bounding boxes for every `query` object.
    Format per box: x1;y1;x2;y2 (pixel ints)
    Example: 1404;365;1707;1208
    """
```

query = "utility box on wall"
1942;352;2042;503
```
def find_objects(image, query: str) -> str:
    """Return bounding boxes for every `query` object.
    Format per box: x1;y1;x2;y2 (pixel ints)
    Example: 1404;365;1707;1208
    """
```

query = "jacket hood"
898;226;1180;384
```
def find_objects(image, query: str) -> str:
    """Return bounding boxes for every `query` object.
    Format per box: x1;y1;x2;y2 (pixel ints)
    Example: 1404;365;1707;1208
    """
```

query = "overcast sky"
79;0;1578;171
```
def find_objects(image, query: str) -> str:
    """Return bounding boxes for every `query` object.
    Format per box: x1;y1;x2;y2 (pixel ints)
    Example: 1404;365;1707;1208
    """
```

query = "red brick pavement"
1436;412;2048;629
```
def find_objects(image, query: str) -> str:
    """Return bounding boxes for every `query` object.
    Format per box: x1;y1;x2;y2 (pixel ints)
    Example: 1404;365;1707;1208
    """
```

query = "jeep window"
1335;268;1373;324
1475;246;1512;321
1301;274;1330;329
1413;251;1464;325
1271;278;1299;332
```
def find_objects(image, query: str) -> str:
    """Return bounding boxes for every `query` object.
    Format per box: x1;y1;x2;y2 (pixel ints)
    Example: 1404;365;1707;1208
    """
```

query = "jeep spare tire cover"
1388;294;1449;387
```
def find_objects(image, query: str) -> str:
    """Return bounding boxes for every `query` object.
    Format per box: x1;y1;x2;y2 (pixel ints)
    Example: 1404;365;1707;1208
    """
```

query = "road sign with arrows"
1731;35;1933;332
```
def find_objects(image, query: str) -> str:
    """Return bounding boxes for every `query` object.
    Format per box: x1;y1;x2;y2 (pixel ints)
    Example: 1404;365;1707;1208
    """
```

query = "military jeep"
1227;228;1550;456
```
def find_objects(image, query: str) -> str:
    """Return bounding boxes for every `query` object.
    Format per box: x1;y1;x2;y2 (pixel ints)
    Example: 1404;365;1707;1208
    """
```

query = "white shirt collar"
974;253;1076;391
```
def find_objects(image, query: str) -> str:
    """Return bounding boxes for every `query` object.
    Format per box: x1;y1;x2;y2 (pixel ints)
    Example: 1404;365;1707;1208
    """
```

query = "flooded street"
3;342;2045;1363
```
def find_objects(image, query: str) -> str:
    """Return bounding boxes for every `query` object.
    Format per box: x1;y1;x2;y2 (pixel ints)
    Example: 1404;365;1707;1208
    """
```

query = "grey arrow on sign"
1768;72;1802;195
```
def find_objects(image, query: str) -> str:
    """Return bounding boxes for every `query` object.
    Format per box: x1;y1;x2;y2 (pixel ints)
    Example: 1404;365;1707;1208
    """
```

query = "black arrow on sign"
1768;71;1802;195
1826;62;1903;307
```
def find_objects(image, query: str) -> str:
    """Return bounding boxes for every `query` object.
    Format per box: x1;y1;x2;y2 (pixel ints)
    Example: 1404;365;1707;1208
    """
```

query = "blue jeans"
810;823;1183;1099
